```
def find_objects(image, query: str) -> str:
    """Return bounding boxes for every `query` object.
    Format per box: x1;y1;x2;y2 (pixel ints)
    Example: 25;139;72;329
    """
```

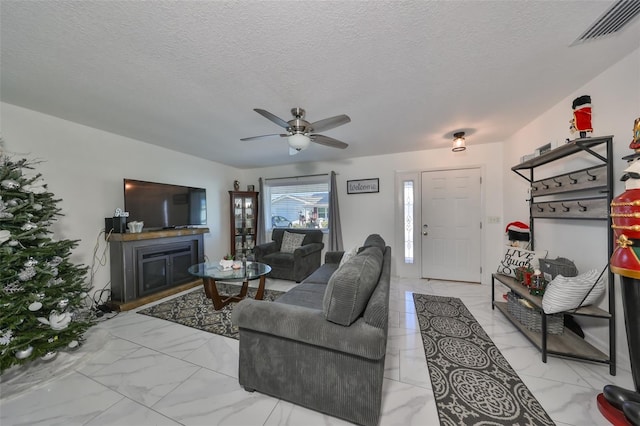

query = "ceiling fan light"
288;133;311;151
452;132;466;152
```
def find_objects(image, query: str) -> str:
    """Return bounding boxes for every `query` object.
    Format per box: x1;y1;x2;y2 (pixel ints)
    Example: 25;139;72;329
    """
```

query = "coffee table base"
202;275;266;310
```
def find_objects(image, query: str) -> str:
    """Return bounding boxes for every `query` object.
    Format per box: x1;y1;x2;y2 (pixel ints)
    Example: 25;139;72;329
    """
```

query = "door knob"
423;224;428;236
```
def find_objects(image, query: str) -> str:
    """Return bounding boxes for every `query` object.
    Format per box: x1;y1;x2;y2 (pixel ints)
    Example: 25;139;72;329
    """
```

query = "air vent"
575;0;640;43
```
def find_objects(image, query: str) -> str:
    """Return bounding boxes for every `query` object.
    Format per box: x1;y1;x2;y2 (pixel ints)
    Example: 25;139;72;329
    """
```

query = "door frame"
394;166;486;280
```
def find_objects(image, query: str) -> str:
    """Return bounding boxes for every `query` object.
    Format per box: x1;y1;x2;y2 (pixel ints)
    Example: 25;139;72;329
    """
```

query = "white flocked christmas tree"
0;148;95;373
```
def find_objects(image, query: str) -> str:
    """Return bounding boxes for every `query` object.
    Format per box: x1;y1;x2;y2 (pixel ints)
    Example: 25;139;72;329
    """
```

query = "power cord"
88;228;117;319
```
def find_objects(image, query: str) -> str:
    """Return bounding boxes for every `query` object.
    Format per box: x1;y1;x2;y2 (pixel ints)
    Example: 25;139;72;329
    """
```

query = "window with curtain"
263;175;330;235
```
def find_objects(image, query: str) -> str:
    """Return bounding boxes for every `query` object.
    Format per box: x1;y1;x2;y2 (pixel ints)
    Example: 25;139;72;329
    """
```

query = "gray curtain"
328;171;344;251
257;177;266;245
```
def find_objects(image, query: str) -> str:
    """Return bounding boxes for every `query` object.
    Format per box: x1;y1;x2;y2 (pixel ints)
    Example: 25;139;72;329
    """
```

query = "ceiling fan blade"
240;134;287;141
310;114;351;133
254;109;290;129
310;134;349;149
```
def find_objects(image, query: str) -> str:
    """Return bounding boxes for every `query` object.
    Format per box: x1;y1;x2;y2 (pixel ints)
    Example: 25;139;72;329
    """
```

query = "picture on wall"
347;178;379;194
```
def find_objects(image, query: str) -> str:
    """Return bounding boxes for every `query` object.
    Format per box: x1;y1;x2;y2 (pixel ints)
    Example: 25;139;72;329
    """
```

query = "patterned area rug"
413;293;555;426
138;283;284;340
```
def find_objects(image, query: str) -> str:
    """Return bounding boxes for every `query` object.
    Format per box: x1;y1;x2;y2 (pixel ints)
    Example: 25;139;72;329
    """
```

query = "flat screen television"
123;179;207;230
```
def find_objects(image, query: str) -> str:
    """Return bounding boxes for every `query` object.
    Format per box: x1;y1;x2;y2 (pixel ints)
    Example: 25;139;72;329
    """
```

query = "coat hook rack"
577;202;588;212
548;203;556;212
536;205;544;212
585;170;597;181
568;174;578;184
553;178;563;187
541;181;550;189
562;203;570;212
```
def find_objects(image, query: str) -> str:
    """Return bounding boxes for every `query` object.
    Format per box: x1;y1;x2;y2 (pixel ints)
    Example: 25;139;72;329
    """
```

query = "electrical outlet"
487;216;501;224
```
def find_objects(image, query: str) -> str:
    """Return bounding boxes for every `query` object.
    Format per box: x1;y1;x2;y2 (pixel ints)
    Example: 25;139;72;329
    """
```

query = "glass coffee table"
188;261;271;310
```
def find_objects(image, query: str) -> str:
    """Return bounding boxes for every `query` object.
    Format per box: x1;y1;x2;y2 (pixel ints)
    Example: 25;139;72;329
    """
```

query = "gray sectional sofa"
232;234;391;426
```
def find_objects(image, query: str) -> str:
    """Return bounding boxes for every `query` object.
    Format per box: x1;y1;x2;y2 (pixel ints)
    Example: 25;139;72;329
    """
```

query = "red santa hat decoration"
505;221;530;242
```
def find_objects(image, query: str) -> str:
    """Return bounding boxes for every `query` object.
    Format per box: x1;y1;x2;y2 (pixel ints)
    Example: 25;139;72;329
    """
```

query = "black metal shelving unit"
495;135;616;375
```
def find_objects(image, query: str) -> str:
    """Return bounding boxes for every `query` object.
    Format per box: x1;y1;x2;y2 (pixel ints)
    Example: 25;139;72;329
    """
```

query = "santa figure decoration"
569;95;593;139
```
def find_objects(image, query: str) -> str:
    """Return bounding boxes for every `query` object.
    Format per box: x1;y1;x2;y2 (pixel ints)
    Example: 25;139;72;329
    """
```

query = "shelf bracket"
576;141;607;163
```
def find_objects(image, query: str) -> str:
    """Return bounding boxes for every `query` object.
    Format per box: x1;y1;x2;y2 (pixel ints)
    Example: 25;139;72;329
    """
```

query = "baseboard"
107;279;202;311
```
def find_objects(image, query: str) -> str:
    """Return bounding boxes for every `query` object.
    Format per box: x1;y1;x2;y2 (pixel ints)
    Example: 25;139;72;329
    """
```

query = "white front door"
421;168;481;282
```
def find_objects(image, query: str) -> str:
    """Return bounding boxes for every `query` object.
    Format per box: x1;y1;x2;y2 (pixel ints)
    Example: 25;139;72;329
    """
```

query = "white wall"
243;141;505;284
2;102;236;296
502;47;640;372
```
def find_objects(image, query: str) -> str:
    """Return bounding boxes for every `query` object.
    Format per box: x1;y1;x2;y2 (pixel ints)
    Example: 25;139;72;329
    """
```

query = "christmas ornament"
28;301;43;311
20;222;37;231
37;311;72;330
18;267;36;281
0;329;13;345
24;258;38;267
40;351;57;361
8;240;18;246
32;203;43;211
49;256;63;266
1;179;20;190
57;299;69;309
3;282;24;294
67;340;79;350
15;346;33;359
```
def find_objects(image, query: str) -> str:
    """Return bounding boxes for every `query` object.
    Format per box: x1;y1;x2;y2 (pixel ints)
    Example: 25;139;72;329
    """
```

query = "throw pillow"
339;246;358;267
497;245;548;277
280;231;305;253
323;247;383;326
542;269;605;314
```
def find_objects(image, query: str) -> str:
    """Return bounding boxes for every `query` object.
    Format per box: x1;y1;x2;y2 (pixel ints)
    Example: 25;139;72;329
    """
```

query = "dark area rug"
413;293;555;426
138;283;284;339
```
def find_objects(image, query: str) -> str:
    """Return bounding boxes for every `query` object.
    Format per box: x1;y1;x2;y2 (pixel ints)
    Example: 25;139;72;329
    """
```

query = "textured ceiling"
1;1;639;168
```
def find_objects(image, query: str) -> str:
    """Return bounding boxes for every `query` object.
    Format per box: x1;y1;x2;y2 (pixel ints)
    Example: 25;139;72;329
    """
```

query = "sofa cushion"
275;282;326;310
339;246;358;267
303;263;339;285
281;231;305;253
323;246;384;326
358;234;386;254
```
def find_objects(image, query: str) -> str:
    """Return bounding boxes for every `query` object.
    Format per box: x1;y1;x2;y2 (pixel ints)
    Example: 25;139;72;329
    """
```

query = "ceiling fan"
241;107;351;155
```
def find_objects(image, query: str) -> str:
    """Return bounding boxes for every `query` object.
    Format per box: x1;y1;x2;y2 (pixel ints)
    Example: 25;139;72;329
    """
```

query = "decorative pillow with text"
497;246;547;277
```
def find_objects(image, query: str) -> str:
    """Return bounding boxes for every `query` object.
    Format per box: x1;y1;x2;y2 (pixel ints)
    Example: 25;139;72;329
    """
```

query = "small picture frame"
537;142;552;156
247;185;255;192
347;178;379;194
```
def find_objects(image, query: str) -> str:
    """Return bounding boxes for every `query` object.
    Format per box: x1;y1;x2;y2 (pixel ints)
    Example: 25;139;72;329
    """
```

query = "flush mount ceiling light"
452;132;466;152
288;133;311;151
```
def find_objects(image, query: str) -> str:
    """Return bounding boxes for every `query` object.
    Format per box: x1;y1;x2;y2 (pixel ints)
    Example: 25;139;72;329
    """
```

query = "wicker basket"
506;292;564;334
539;257;578;281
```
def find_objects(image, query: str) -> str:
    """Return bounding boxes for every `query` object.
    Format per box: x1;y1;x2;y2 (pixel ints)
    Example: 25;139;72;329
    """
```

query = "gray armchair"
254;228;324;282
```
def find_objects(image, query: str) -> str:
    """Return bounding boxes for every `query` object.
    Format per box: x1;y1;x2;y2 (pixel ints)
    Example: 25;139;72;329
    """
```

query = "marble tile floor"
1;277;635;426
